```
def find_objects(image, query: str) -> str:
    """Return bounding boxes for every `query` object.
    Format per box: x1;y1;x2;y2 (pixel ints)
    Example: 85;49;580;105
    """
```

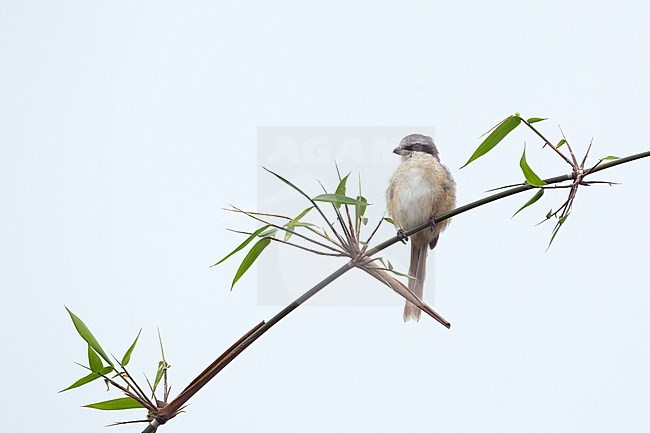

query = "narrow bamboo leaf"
263;167;311;200
121;329;142;366
59;366;113;392
231;238;272;289
461;114;522;168
362;217;368;225
354;195;368;227
331;173;350;209
65;307;113;367
290;221;317;229
383;217;394;225
88;345;103;372
258;227;277;238
527;117;547;124
158;328;167;362
284;206;314;241
84;397;145;411
153;361;165;392
601;155;619;160
154;328;168;392
512;189;544;218
152;356;170;394
556;139;566;148
547;214;569;249
535;209;554;226
212;225;270;266
519;146;547;186
335;173;350;196
313;193;367;206
387;268;415;279
60;372;100;392
375;258;413;279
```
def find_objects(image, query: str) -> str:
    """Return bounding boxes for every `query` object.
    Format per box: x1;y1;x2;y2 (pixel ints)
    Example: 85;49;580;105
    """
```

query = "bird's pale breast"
387;154;456;245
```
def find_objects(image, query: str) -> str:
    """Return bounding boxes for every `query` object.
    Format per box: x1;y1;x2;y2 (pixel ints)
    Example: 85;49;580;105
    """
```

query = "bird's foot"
396;229;408;244
428;215;436;232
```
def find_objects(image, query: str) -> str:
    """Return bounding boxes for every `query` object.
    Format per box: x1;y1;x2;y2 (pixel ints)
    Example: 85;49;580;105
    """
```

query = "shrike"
386;134;456;321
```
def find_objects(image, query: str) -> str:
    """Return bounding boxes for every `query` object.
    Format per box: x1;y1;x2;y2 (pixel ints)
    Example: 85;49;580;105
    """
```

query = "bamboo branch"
138;149;649;432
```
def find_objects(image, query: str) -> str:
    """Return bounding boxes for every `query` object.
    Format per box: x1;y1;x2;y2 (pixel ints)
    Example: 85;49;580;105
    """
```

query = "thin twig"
263;167;350;248
227;229;345;257
223;208;291;220
109;419;152;427
523;119;575;166
94;369;157;413
580;138;593;169
344;203;356;242
113;357;152;406
230;205;346;254
361;212;387;254
484;182;526;192
583;180;619;186
558;126;579;167
317;179;352;247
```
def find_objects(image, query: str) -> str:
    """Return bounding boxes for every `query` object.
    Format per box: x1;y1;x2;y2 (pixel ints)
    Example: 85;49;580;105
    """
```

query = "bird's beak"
393;147;407;155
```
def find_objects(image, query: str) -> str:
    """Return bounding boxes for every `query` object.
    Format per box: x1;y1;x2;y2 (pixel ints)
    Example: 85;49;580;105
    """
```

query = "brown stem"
523;119;575;167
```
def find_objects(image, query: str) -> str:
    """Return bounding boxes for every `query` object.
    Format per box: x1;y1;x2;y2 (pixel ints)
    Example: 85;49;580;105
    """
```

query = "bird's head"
393;134;439;160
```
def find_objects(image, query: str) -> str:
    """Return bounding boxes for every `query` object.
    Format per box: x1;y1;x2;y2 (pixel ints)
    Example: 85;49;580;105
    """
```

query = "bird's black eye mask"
403;142;437;156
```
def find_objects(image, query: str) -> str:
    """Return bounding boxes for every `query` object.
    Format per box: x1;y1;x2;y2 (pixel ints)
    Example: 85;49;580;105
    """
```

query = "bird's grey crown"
399;134;439;158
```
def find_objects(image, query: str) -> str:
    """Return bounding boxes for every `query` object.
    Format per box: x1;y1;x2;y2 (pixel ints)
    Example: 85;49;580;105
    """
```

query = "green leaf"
258;227;278;238
284;206;314;241
231;238;271;289
527;117;547;124
383;217;394;225
158;328;167;362
376;258;414;279
313;193;368;206
212;225;270;266
601;155;620;160
512;189;544;218
556;139;567;148
331;172;351;209
519;146;547;187
59;366;113;392
88;345;103;373
387;268;414;279
151;330;170;394
263;167;312;201
65;307;113;368
461;114;522;168
547;214;569;250
153;360;170;393
84;397;145;411
546;209;553;219
121;329;141;366
290;221;317;229
335;173;350;196
354;195;368;226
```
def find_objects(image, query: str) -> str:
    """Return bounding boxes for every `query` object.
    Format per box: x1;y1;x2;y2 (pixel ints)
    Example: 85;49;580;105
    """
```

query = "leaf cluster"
461;113;620;248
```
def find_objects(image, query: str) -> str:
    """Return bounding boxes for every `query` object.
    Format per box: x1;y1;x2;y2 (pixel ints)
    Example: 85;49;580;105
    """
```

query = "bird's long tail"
403;242;428;322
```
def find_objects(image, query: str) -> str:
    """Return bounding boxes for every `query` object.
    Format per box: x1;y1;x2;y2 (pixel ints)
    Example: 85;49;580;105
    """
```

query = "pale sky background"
2;1;649;432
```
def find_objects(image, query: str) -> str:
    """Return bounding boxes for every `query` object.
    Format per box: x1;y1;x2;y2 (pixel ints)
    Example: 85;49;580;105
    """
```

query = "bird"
386;134;456;321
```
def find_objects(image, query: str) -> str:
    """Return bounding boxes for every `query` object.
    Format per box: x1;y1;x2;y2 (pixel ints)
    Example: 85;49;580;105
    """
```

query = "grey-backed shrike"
386;134;456;321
